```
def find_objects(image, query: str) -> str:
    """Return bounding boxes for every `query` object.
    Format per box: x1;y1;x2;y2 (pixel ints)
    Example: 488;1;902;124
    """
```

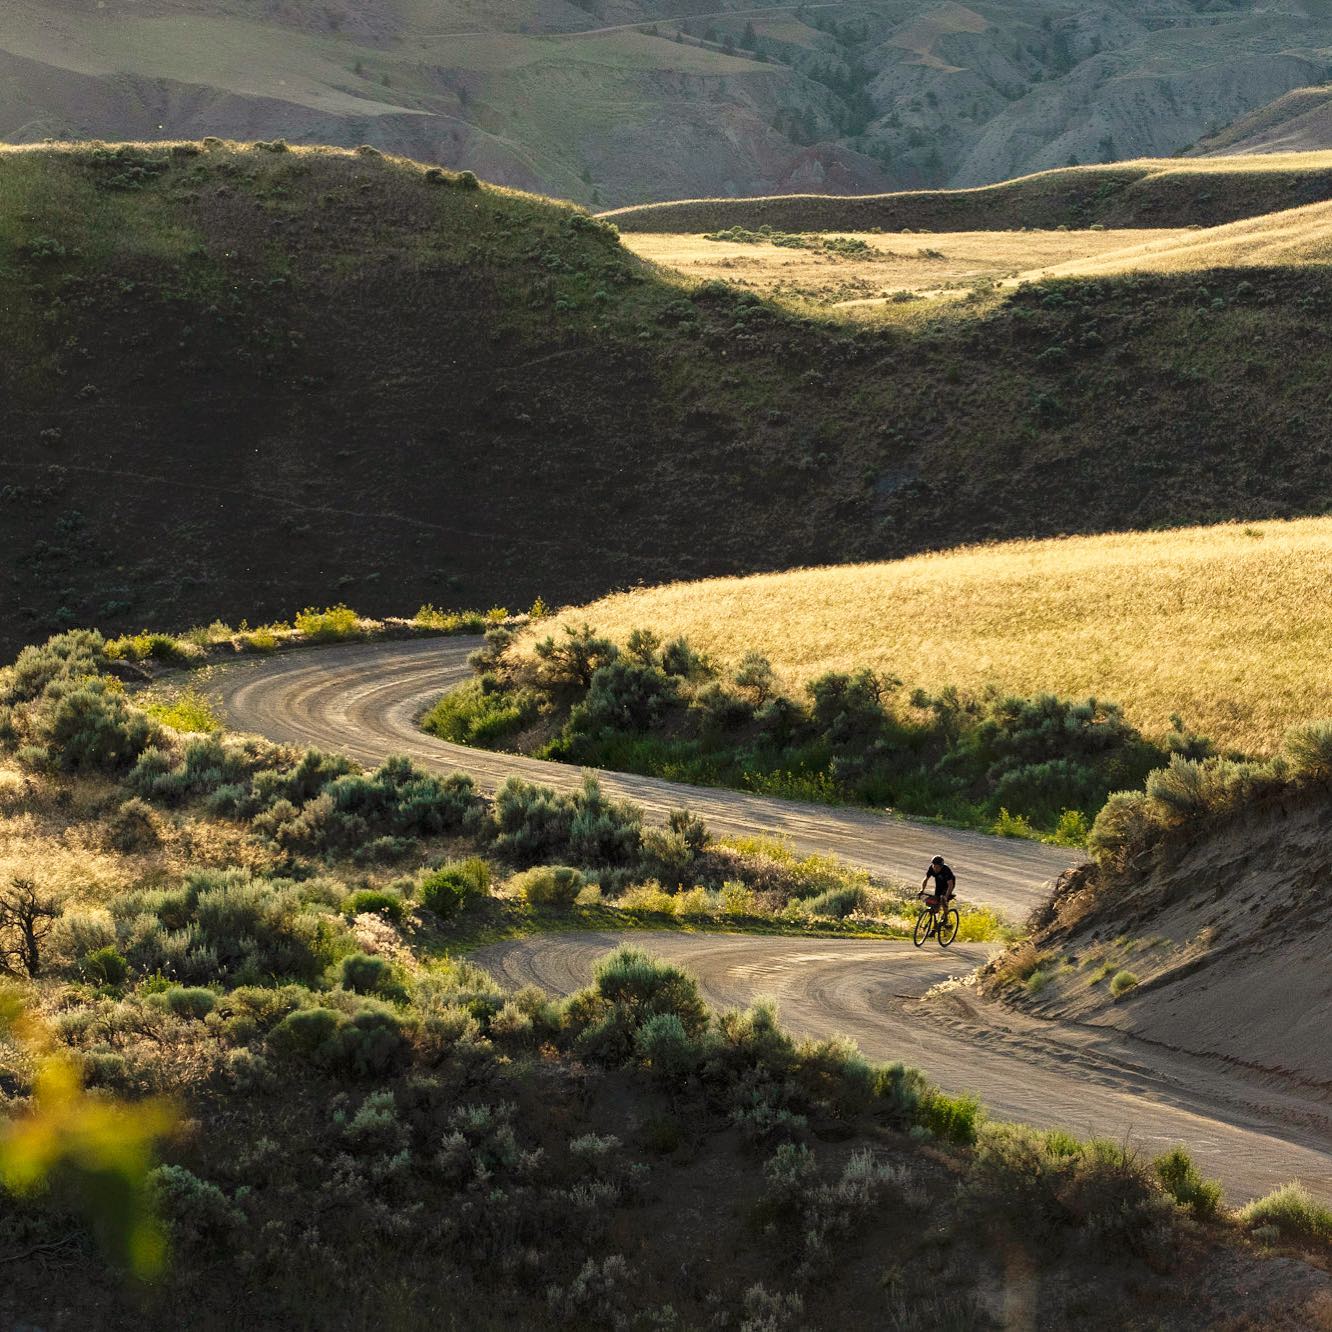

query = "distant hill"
2;0;1331;205
603;153;1332;232
8;143;1332;653
1192;83;1332;156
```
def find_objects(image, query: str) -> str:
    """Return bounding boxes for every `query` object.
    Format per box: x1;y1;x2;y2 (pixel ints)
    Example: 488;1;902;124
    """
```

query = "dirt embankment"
983;792;1332;1113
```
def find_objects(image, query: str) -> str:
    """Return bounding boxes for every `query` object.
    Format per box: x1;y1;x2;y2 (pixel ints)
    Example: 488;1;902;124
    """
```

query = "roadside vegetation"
532;518;1332;756
99;603;514;669
424;621;1214;843
0;628;1325;1328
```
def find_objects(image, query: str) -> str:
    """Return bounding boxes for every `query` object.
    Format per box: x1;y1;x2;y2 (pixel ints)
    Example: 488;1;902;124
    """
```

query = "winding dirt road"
211;639;1332;1202
478;931;1332;1204
211;637;1072;919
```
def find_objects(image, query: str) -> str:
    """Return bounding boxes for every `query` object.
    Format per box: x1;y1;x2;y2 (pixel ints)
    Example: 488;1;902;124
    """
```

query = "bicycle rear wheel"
912;908;933;948
937;908;960;947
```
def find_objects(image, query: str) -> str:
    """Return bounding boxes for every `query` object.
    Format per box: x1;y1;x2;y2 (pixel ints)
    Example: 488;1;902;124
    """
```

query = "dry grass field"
1036;198;1332;278
532;518;1332;755
621;227;1180;303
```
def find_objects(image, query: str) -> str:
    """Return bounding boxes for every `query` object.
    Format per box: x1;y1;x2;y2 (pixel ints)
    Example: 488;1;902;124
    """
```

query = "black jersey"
926;862;956;893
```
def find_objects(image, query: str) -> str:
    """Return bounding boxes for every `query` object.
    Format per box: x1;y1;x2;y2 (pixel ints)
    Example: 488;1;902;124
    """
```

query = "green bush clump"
164;986;217;1020
1153;1147;1222;1221
293;605;363;642
422;677;538;745
79;945;128;986
105;797;160;852
4;630;106;705
1238;1183;1332;1245
512;865;583;907
104;631;193;664
267;1001;408;1077
117;868;335;985
1109;970;1139;998
38;679;159;772
342;888;407;923
805;886;861;919
963;1123;1176;1258
418;858;490;918
147;1165;243;1249
341;952;394;995
251;755;479;856
493;773;641;867
129;735;263;805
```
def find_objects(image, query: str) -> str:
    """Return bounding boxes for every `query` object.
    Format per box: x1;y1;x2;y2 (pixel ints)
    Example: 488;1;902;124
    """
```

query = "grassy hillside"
1037;198;1332;278
8;627;1328;1326
1193;83;1332;156
621;225;1181;305
10;143;1332;656
604;153;1332;232
530;519;1332;756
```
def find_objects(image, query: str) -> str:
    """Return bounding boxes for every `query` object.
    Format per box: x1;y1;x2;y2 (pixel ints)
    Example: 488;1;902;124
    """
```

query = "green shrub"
293;605;363;642
634;1012;700;1085
39;680;158;771
964;1123;1174;1257
145;687;220;735
80;945;128;986
570;660;676;736
592;946;709;1037
4;630;106;704
1283;721;1332;783
342;888;407;923
1153;1147;1222;1221
1087;789;1161;871
267;1006;344;1062
105;797;159;852
164;986;217;1020
1109;970;1138;998
806;886;861;918
493;773;641;867
120;868;331;985
422;677;537;745
918;1090;982;1145
266;1002;407;1076
533;623;618;689
147;1165;242;1249
103;631;193;664
251;756;478;855
1238;1183;1332;1245
512;865;583;907
418;858;490;918
341;952;393;995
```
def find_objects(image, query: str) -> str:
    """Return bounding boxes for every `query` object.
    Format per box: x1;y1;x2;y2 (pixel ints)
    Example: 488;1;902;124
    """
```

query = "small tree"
734;651;775;706
533;623;618;689
0;877;60;977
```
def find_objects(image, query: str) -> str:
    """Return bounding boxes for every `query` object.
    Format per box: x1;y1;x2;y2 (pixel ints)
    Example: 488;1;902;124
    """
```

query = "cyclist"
921;855;956;917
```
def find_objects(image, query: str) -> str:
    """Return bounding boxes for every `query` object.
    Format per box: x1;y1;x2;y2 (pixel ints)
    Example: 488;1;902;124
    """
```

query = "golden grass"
530;517;1332;755
621;227;1180;304
1035;199;1332;278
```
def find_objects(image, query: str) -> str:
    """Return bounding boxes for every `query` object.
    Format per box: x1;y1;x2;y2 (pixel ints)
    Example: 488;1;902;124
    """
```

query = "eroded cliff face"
1;0;1330;204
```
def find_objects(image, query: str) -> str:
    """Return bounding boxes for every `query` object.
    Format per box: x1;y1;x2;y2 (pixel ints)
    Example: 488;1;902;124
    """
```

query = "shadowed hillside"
603;153;1332;233
8;142;1332;654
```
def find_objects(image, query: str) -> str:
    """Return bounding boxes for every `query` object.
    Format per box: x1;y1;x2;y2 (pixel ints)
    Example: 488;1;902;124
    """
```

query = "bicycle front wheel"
912;908;933;948
937;909;960;947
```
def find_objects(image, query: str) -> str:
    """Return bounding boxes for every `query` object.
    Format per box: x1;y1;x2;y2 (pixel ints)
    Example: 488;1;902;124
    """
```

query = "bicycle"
913;894;959;948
